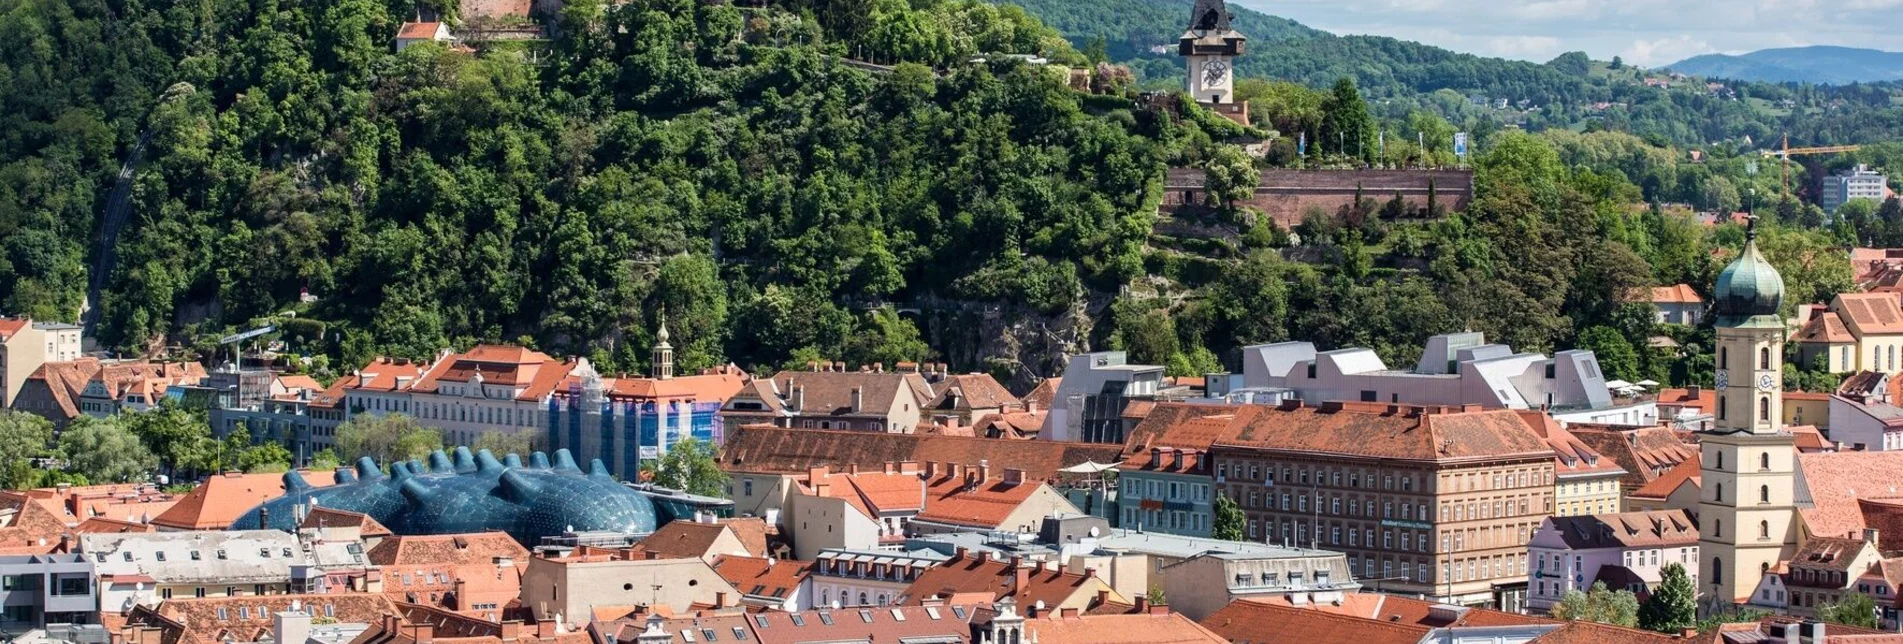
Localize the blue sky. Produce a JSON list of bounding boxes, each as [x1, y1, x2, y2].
[[1235, 0, 1903, 67]]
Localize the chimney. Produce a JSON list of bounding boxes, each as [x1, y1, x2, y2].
[[849, 463, 860, 475], [954, 546, 970, 561], [1687, 385, 1701, 399], [1865, 528, 1881, 545], [275, 606, 312, 644], [409, 623, 435, 644], [899, 461, 920, 475], [807, 361, 820, 372], [1025, 400, 1037, 414], [1133, 596, 1150, 613], [453, 578, 468, 609], [792, 386, 804, 412], [978, 459, 992, 482], [260, 507, 270, 530], [884, 462, 897, 475], [850, 386, 863, 413], [1013, 561, 1031, 591], [874, 362, 884, 373], [535, 618, 556, 639], [498, 621, 522, 642]]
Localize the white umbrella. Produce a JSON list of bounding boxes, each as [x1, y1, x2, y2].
[[1636, 379, 1660, 388], [1604, 379, 1634, 390], [1059, 461, 1120, 474]]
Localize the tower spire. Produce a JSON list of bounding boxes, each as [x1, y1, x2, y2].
[[653, 308, 675, 380]]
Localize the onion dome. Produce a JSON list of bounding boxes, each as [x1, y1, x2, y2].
[[1714, 219, 1785, 322]]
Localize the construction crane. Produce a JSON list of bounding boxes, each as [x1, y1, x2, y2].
[[1760, 134, 1862, 199]]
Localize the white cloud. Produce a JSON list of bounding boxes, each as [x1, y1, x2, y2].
[[1620, 36, 1714, 68]]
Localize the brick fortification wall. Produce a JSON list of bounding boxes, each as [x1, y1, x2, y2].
[[1162, 168, 1475, 228]]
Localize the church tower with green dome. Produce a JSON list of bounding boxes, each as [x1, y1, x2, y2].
[[1698, 217, 1799, 612]]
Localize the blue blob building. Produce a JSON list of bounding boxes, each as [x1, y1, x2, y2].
[[236, 447, 659, 544]]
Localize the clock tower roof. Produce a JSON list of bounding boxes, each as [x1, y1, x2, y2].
[[1188, 0, 1233, 32], [1714, 217, 1785, 326]]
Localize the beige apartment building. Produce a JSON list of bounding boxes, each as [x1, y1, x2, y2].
[[521, 549, 739, 628], [0, 318, 80, 408], [1209, 401, 1558, 610], [720, 364, 935, 433]]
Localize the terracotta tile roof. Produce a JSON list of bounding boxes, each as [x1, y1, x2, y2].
[[301, 506, 395, 537], [596, 369, 748, 402], [718, 517, 771, 558], [137, 593, 398, 644], [410, 346, 579, 401], [1020, 610, 1227, 644], [1798, 452, 1903, 540], [710, 555, 809, 601], [1022, 377, 1061, 411], [900, 550, 1115, 608], [923, 422, 978, 437], [1200, 597, 1429, 644], [758, 370, 935, 418], [25, 358, 104, 419], [1568, 426, 1697, 488], [1213, 402, 1554, 463], [1795, 311, 1855, 343], [596, 611, 755, 644], [1529, 620, 1681, 644], [1837, 293, 1903, 334], [1630, 453, 1701, 500], [275, 374, 325, 392], [0, 491, 77, 553], [1656, 388, 1716, 416], [973, 411, 1046, 439], [929, 374, 1020, 412], [1518, 412, 1627, 480], [718, 425, 1125, 478], [150, 470, 339, 531], [74, 516, 156, 533], [746, 605, 978, 644], [1120, 400, 1157, 420], [1122, 403, 1245, 451], [633, 521, 757, 560], [367, 602, 595, 644], [914, 475, 1047, 529], [1859, 499, 1903, 553], [1239, 593, 1552, 628], [1541, 510, 1698, 549], [0, 318, 28, 341], [799, 470, 925, 519], [395, 21, 444, 40], [366, 532, 529, 567], [1644, 284, 1704, 304], [1790, 536, 1876, 573], [1788, 425, 1833, 452], [339, 358, 429, 393], [1843, 371, 1889, 399], [379, 562, 521, 618]]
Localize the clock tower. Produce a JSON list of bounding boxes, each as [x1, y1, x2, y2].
[[1179, 0, 1246, 104], [1699, 216, 1798, 613]]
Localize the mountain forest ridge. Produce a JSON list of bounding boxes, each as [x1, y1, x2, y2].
[[1664, 46, 1903, 85]]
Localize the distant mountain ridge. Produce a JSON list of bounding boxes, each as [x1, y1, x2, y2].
[[1665, 46, 1903, 84]]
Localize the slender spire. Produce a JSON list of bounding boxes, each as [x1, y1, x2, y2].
[[653, 308, 675, 380]]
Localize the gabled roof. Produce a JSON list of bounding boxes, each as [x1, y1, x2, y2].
[[395, 22, 444, 40], [1530, 620, 1681, 644], [598, 369, 748, 402], [1517, 412, 1627, 480], [409, 346, 579, 401], [1022, 377, 1062, 411], [1797, 452, 1903, 540], [633, 520, 759, 560], [973, 411, 1046, 439], [1541, 510, 1698, 550], [150, 470, 339, 531], [1789, 536, 1875, 573], [0, 318, 28, 341], [799, 470, 925, 518], [379, 562, 520, 618], [0, 491, 76, 553], [1214, 402, 1554, 463], [1630, 453, 1701, 500], [1199, 598, 1430, 644], [1836, 293, 1903, 334], [75, 516, 156, 533], [759, 370, 934, 418], [929, 374, 1020, 412], [1794, 311, 1855, 343], [914, 475, 1047, 529], [300, 506, 394, 537], [1656, 388, 1715, 415], [1645, 284, 1704, 304], [25, 358, 105, 419], [745, 604, 978, 644], [134, 593, 398, 644], [1018, 610, 1228, 644], [710, 554, 809, 601], [336, 357, 428, 393], [718, 425, 1125, 477], [1568, 426, 1697, 488], [1242, 593, 1551, 628], [1122, 403, 1246, 451], [365, 532, 529, 567], [900, 550, 1112, 608]]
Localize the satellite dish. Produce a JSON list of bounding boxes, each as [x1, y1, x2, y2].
[[1088, 526, 1100, 538]]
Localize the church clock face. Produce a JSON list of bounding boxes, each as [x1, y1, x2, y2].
[[1203, 60, 1228, 86], [1758, 373, 1776, 392], [1714, 369, 1728, 389]]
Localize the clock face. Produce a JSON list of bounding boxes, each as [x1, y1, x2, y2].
[[1758, 373, 1777, 392], [1203, 60, 1228, 86], [1715, 369, 1728, 389]]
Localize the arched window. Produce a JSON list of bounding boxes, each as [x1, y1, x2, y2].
[[1760, 485, 1771, 503], [1713, 518, 1723, 538], [1713, 558, 1724, 585], [1760, 347, 1771, 370], [1760, 520, 1770, 538], [1719, 396, 1727, 420], [1721, 347, 1729, 370], [1716, 482, 1725, 503], [1717, 451, 1725, 470], [859, 592, 868, 605], [1760, 452, 1771, 470], [1760, 397, 1771, 421]]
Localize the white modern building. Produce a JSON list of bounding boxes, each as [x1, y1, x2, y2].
[[1040, 352, 1166, 444], [1820, 164, 1889, 214], [1208, 332, 1657, 426], [80, 529, 373, 616]]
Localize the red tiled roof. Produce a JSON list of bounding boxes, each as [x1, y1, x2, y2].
[[74, 516, 156, 533], [1022, 377, 1062, 411], [1518, 412, 1627, 480], [300, 506, 394, 537], [1836, 293, 1903, 334], [0, 318, 27, 341], [760, 370, 935, 418], [135, 593, 397, 644], [1200, 598, 1428, 644], [1541, 510, 1698, 549], [745, 605, 978, 644], [1214, 402, 1554, 463], [1788, 425, 1833, 452], [1568, 426, 1697, 488], [1646, 284, 1704, 304], [0, 492, 76, 553], [395, 21, 443, 40], [25, 358, 105, 419], [719, 425, 1124, 478], [149, 470, 338, 531], [900, 550, 1116, 608], [410, 345, 579, 401], [718, 517, 771, 559], [1797, 452, 1903, 540], [597, 370, 748, 402], [799, 470, 925, 519], [1630, 453, 1701, 500], [1021, 610, 1227, 644], [275, 374, 325, 392], [337, 357, 428, 393], [366, 532, 529, 567], [1529, 620, 1681, 644], [633, 520, 760, 560], [1240, 593, 1552, 628], [1122, 403, 1244, 451], [973, 411, 1046, 439], [929, 374, 1020, 412], [1794, 311, 1855, 344], [1656, 388, 1715, 416], [710, 555, 809, 601], [379, 562, 520, 618], [914, 475, 1046, 529]]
